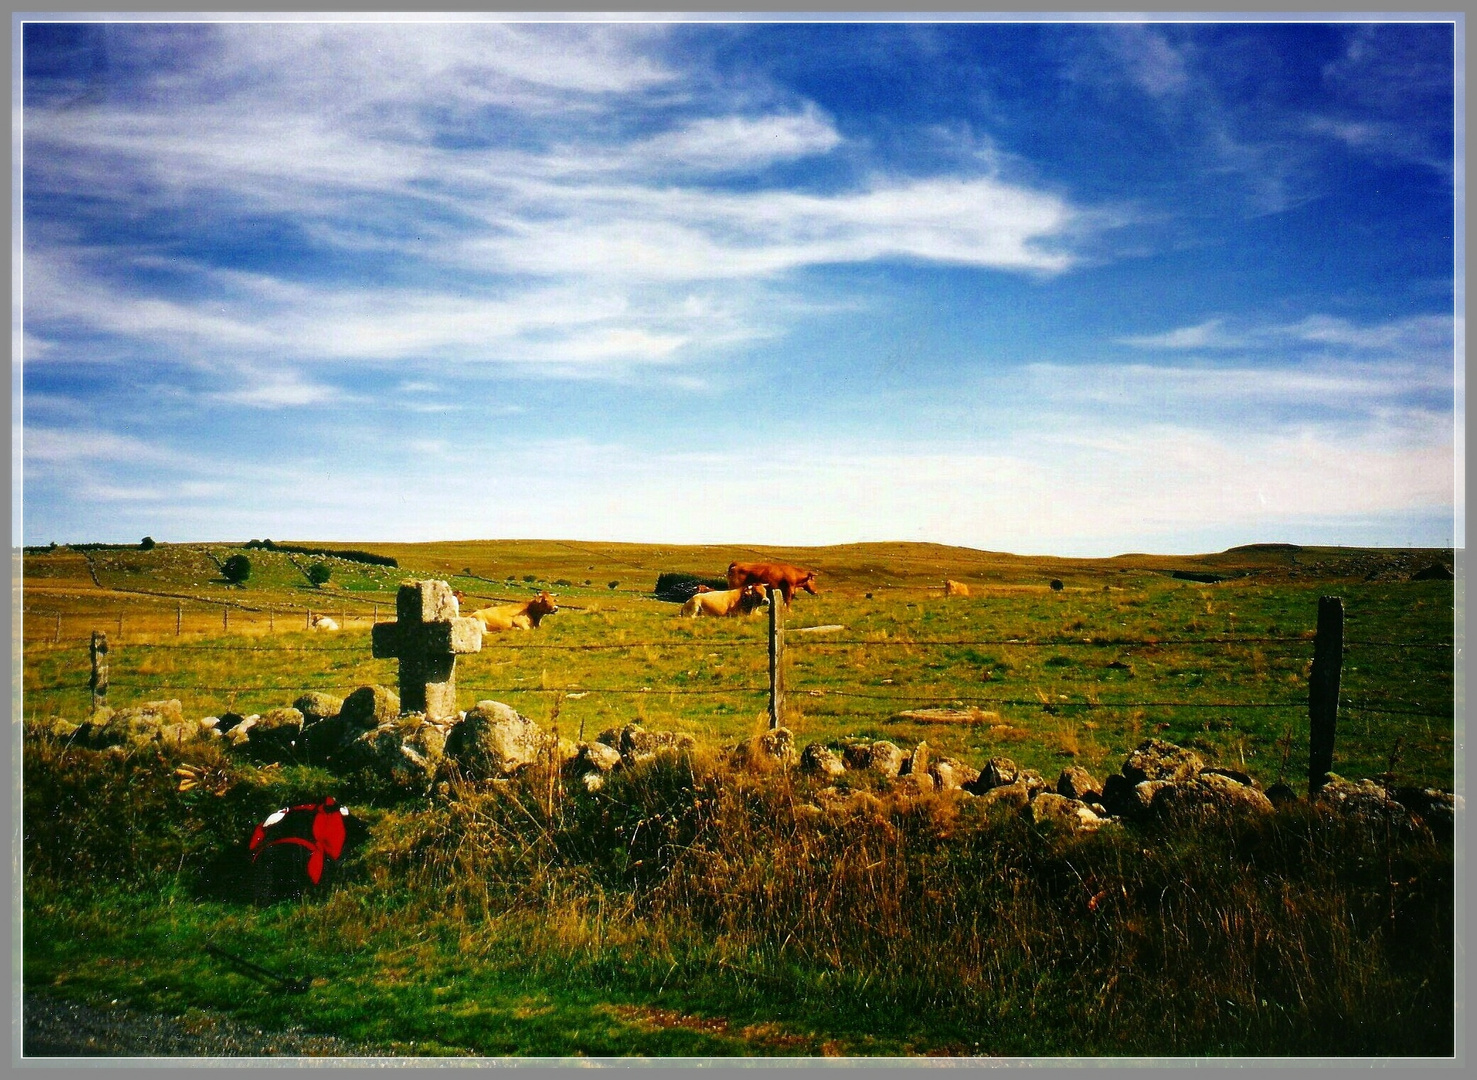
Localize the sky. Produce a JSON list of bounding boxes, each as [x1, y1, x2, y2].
[[16, 15, 1462, 557]]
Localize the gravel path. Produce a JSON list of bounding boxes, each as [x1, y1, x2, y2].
[[23, 992, 412, 1059]]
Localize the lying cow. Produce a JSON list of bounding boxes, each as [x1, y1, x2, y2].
[[309, 614, 339, 631], [468, 591, 558, 632], [944, 580, 971, 598], [726, 561, 819, 607], [679, 584, 769, 618]]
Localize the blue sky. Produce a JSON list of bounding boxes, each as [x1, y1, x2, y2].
[[17, 15, 1461, 556]]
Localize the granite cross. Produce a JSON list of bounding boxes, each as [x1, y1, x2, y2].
[[371, 580, 483, 720]]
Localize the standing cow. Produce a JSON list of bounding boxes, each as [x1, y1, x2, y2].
[[726, 561, 819, 607]]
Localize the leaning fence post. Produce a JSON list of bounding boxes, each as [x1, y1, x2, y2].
[[768, 586, 785, 730], [90, 631, 109, 711], [1307, 595, 1344, 796]]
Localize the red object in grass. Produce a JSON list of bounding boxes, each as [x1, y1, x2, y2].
[[248, 796, 348, 885]]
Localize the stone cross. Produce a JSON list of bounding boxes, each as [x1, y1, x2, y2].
[[371, 580, 482, 720]]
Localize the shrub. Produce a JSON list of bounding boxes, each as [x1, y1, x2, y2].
[[608, 581, 620, 590], [139, 536, 156, 551], [523, 575, 537, 583], [222, 554, 251, 584], [307, 562, 332, 586]]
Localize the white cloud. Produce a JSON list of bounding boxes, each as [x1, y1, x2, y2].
[[1116, 319, 1237, 350], [1117, 313, 1454, 357]]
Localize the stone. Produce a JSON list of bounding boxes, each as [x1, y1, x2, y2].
[[618, 724, 696, 765], [340, 686, 401, 732], [867, 741, 905, 778], [1200, 766, 1259, 789], [1315, 774, 1416, 829], [1057, 765, 1102, 801], [574, 741, 623, 774], [1018, 768, 1050, 793], [371, 580, 483, 720], [1133, 780, 1174, 813], [225, 715, 260, 747], [215, 711, 249, 735], [92, 700, 188, 748], [1122, 738, 1206, 785], [246, 708, 305, 762], [1152, 772, 1275, 818], [1099, 772, 1136, 816], [903, 742, 930, 778], [756, 727, 797, 766], [978, 780, 1031, 810], [342, 715, 447, 792], [1028, 792, 1105, 831], [445, 700, 550, 778], [582, 771, 607, 793], [292, 692, 344, 725], [929, 756, 980, 791], [892, 772, 935, 797], [1264, 781, 1299, 807], [800, 742, 847, 779], [1394, 787, 1459, 841], [980, 757, 1019, 790], [840, 741, 874, 771]]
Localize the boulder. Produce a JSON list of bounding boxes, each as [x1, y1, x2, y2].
[[1028, 792, 1106, 831], [978, 757, 1019, 791], [1264, 781, 1299, 807], [89, 700, 190, 749], [978, 780, 1031, 811], [342, 715, 447, 792], [1122, 738, 1205, 785], [445, 701, 550, 778], [903, 742, 930, 778], [617, 724, 696, 765], [800, 742, 847, 779], [1057, 765, 1102, 801], [867, 741, 905, 778], [1394, 787, 1459, 842], [757, 726, 797, 766], [1315, 774, 1418, 830], [573, 740, 623, 775], [1151, 772, 1275, 818], [246, 708, 305, 762], [224, 715, 260, 748], [339, 685, 401, 732], [1099, 772, 1136, 817], [293, 692, 344, 725], [1018, 768, 1050, 794], [840, 741, 875, 771], [1133, 780, 1174, 814], [892, 772, 935, 797], [1200, 766, 1259, 788], [215, 711, 249, 735], [929, 756, 980, 792]]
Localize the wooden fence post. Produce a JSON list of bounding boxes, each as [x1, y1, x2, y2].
[[768, 586, 785, 730], [306, 609, 312, 630], [1307, 595, 1344, 796], [176, 604, 182, 636], [269, 610, 274, 632], [223, 605, 229, 632], [54, 613, 61, 643], [90, 631, 109, 712]]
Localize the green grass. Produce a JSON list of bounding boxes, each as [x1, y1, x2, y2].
[[20, 539, 1456, 1057]]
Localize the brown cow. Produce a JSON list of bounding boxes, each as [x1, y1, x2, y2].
[[468, 591, 558, 632], [726, 561, 819, 607], [679, 584, 769, 618], [944, 580, 970, 598]]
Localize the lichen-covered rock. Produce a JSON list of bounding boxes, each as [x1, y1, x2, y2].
[[979, 757, 1019, 791], [246, 708, 305, 762], [293, 692, 344, 725], [800, 742, 847, 779], [892, 772, 935, 797], [1152, 772, 1275, 818], [224, 715, 260, 748], [1018, 768, 1050, 794], [90, 700, 188, 748], [445, 701, 550, 778], [756, 727, 796, 766], [1057, 765, 1102, 801], [1315, 774, 1417, 829], [573, 740, 623, 774], [1133, 779, 1174, 812], [1122, 738, 1205, 785], [1200, 766, 1259, 789], [1265, 781, 1299, 807], [840, 741, 874, 771], [618, 724, 696, 765], [929, 756, 980, 791], [341, 715, 446, 792], [339, 685, 400, 732], [903, 742, 930, 778], [215, 711, 249, 735], [978, 780, 1031, 810], [867, 741, 905, 778], [1028, 792, 1106, 831]]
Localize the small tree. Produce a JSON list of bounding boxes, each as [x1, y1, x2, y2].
[[607, 580, 620, 590], [307, 562, 332, 587], [139, 536, 156, 551], [222, 554, 251, 584]]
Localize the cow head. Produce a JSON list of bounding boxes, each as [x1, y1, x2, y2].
[[740, 584, 770, 613], [530, 591, 559, 616], [799, 571, 819, 595]]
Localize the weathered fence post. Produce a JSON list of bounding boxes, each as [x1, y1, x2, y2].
[[90, 631, 109, 711], [269, 610, 274, 632], [1307, 595, 1344, 796], [768, 585, 785, 730], [54, 613, 61, 643], [223, 605, 229, 632], [306, 609, 312, 630], [176, 604, 182, 636]]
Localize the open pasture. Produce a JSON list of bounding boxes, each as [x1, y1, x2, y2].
[[22, 539, 1456, 789]]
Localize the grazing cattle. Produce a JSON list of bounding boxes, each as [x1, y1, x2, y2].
[[309, 615, 339, 631], [944, 580, 971, 598], [469, 591, 558, 632], [679, 584, 769, 618], [726, 562, 819, 607]]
